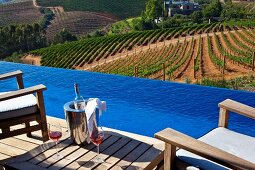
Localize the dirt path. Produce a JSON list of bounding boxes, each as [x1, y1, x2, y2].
[[33, 0, 64, 12]]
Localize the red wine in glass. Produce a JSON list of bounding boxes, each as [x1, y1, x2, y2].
[[90, 134, 103, 145], [48, 123, 63, 160], [49, 131, 62, 142], [90, 126, 104, 163]]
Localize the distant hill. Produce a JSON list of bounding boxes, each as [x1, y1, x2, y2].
[[45, 8, 117, 39], [37, 0, 147, 19], [0, 1, 43, 27]]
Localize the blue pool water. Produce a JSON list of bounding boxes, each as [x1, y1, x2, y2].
[[0, 61, 255, 138]]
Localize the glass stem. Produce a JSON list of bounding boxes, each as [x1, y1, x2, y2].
[[97, 144, 100, 156], [55, 141, 59, 155]]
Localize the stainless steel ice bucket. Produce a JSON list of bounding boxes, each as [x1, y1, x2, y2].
[[64, 101, 89, 145]]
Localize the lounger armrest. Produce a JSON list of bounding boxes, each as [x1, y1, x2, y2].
[[0, 84, 46, 102], [155, 128, 255, 170], [219, 99, 255, 120], [0, 70, 22, 80], [0, 70, 24, 89]]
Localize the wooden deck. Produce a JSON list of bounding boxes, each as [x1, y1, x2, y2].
[[0, 116, 164, 169]]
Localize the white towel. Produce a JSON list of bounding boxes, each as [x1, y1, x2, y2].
[[85, 98, 106, 136]]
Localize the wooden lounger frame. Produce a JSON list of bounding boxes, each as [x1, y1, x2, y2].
[[155, 99, 255, 170], [0, 70, 49, 142]]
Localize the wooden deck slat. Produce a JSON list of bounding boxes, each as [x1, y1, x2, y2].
[[65, 135, 120, 170], [14, 132, 44, 145], [79, 137, 131, 170], [29, 138, 72, 165], [59, 134, 111, 169], [4, 141, 56, 166], [26, 129, 70, 165], [0, 137, 38, 151], [0, 153, 10, 161], [51, 134, 111, 170], [110, 143, 152, 170], [96, 140, 141, 170], [49, 143, 96, 170], [39, 144, 80, 168], [77, 135, 121, 170], [127, 146, 164, 170], [0, 142, 27, 157], [5, 161, 47, 170]]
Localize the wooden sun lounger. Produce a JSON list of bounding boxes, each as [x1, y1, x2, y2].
[[0, 70, 49, 142], [155, 99, 255, 170]]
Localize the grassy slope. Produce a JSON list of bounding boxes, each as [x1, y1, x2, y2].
[[36, 0, 146, 19]]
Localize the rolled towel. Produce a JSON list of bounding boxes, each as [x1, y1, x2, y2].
[[85, 98, 106, 136]]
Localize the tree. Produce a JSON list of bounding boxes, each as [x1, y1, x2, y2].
[[191, 11, 203, 24], [221, 2, 246, 20], [143, 0, 164, 20], [0, 24, 45, 59], [203, 0, 222, 19], [52, 29, 77, 45]]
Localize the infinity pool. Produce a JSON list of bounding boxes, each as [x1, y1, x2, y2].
[[1, 61, 255, 138]]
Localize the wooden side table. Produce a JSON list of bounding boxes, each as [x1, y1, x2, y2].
[[4, 127, 164, 170]]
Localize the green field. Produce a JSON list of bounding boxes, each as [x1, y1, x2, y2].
[[37, 0, 147, 19]]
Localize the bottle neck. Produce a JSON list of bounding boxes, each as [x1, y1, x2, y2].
[[74, 84, 81, 100]]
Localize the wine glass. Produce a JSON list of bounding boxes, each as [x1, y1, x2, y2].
[[48, 123, 63, 160], [90, 126, 104, 163]]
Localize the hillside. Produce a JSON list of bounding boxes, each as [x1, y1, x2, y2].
[[27, 21, 255, 82], [45, 8, 117, 39], [36, 0, 147, 20], [0, 1, 43, 27]]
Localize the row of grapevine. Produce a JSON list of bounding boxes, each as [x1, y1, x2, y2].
[[91, 29, 255, 81], [221, 32, 252, 58], [194, 36, 202, 72], [207, 34, 224, 69], [228, 31, 254, 52], [214, 33, 252, 67], [167, 38, 195, 76], [31, 21, 255, 70], [235, 30, 255, 48]]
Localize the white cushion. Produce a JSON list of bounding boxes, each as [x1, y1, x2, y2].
[[0, 92, 38, 120], [177, 127, 255, 170]]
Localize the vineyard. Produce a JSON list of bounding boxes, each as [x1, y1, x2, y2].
[[91, 29, 255, 82], [29, 21, 255, 82], [36, 0, 147, 20], [0, 1, 43, 27], [45, 8, 117, 39]]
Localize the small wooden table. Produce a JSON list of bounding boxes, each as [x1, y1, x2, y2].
[[4, 127, 164, 170]]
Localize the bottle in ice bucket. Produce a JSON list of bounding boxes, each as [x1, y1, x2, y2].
[[73, 83, 86, 110]]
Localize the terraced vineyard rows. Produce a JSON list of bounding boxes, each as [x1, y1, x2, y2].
[[0, 1, 43, 27], [37, 0, 147, 19], [30, 22, 255, 82], [91, 29, 255, 81], [46, 8, 117, 39]]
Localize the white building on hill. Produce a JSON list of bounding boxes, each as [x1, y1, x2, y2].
[[164, 0, 200, 16]]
